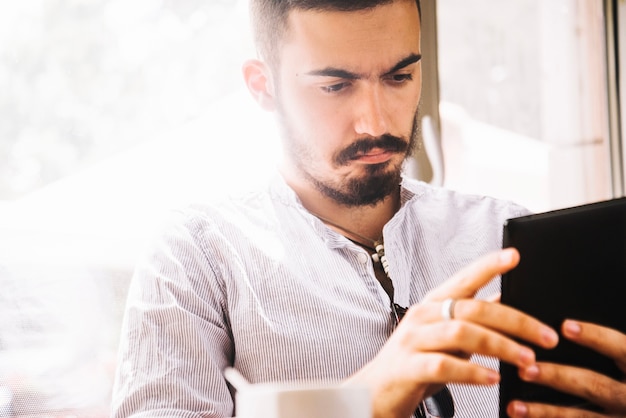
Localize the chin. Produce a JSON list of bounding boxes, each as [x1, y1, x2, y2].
[[332, 169, 402, 207]]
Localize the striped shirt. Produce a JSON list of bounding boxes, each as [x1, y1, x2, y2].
[[111, 175, 529, 418]]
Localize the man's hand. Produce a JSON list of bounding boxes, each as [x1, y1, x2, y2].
[[345, 248, 559, 418], [506, 321, 626, 418]]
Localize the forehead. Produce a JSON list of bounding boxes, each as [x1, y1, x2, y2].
[[280, 1, 421, 75]]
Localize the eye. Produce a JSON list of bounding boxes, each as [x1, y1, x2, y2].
[[388, 73, 413, 84], [322, 82, 350, 94]]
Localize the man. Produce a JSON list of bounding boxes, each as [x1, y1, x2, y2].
[[111, 0, 626, 417]]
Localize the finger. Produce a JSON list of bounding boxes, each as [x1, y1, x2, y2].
[[404, 300, 558, 349], [423, 248, 519, 302], [453, 300, 559, 349], [519, 362, 626, 414], [507, 400, 606, 418], [405, 352, 500, 386], [402, 321, 537, 369], [562, 320, 626, 364]]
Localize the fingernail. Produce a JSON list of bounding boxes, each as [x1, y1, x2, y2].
[[500, 249, 515, 264], [542, 327, 559, 346], [563, 320, 582, 337], [487, 370, 501, 384], [512, 401, 528, 417], [519, 347, 535, 366], [521, 364, 539, 381]]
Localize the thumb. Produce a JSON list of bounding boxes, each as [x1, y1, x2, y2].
[[423, 248, 519, 302]]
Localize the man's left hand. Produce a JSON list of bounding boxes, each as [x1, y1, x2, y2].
[[506, 320, 626, 417]]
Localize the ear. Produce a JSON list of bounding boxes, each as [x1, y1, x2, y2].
[[242, 59, 276, 111]]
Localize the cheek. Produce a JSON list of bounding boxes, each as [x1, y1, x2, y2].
[[283, 89, 350, 146], [394, 85, 422, 130], [298, 93, 345, 131]]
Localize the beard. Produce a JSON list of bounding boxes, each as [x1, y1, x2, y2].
[[276, 105, 420, 208]]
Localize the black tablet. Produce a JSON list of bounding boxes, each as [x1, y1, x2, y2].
[[499, 197, 626, 416]]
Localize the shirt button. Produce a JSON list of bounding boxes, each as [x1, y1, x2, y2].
[[357, 252, 369, 264]]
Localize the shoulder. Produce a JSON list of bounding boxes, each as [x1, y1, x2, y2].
[[155, 176, 300, 250], [166, 189, 276, 239], [400, 177, 530, 222]]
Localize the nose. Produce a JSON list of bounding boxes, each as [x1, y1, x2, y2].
[[354, 85, 389, 137]]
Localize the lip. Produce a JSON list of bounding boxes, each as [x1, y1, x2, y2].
[[353, 148, 396, 164]]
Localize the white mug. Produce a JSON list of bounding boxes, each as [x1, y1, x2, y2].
[[225, 368, 371, 418]]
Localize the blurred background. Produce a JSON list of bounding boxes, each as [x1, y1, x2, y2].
[[0, 0, 624, 416]]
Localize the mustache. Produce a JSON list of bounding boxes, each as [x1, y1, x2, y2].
[[336, 134, 409, 165]]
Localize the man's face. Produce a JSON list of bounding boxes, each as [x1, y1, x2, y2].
[[274, 0, 422, 207]]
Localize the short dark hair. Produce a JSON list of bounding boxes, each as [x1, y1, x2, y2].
[[250, 0, 421, 68]]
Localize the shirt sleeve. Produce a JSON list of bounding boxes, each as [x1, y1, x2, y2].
[[110, 211, 235, 418]]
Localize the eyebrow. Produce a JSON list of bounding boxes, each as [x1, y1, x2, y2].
[[305, 53, 422, 80], [384, 53, 422, 76]]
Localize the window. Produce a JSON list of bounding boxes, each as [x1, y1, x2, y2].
[[435, 0, 614, 212], [0, 1, 268, 416]]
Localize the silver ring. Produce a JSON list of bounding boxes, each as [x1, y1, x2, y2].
[[441, 298, 456, 321]]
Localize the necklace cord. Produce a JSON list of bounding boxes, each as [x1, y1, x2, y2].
[[308, 211, 396, 319], [309, 211, 388, 277]]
